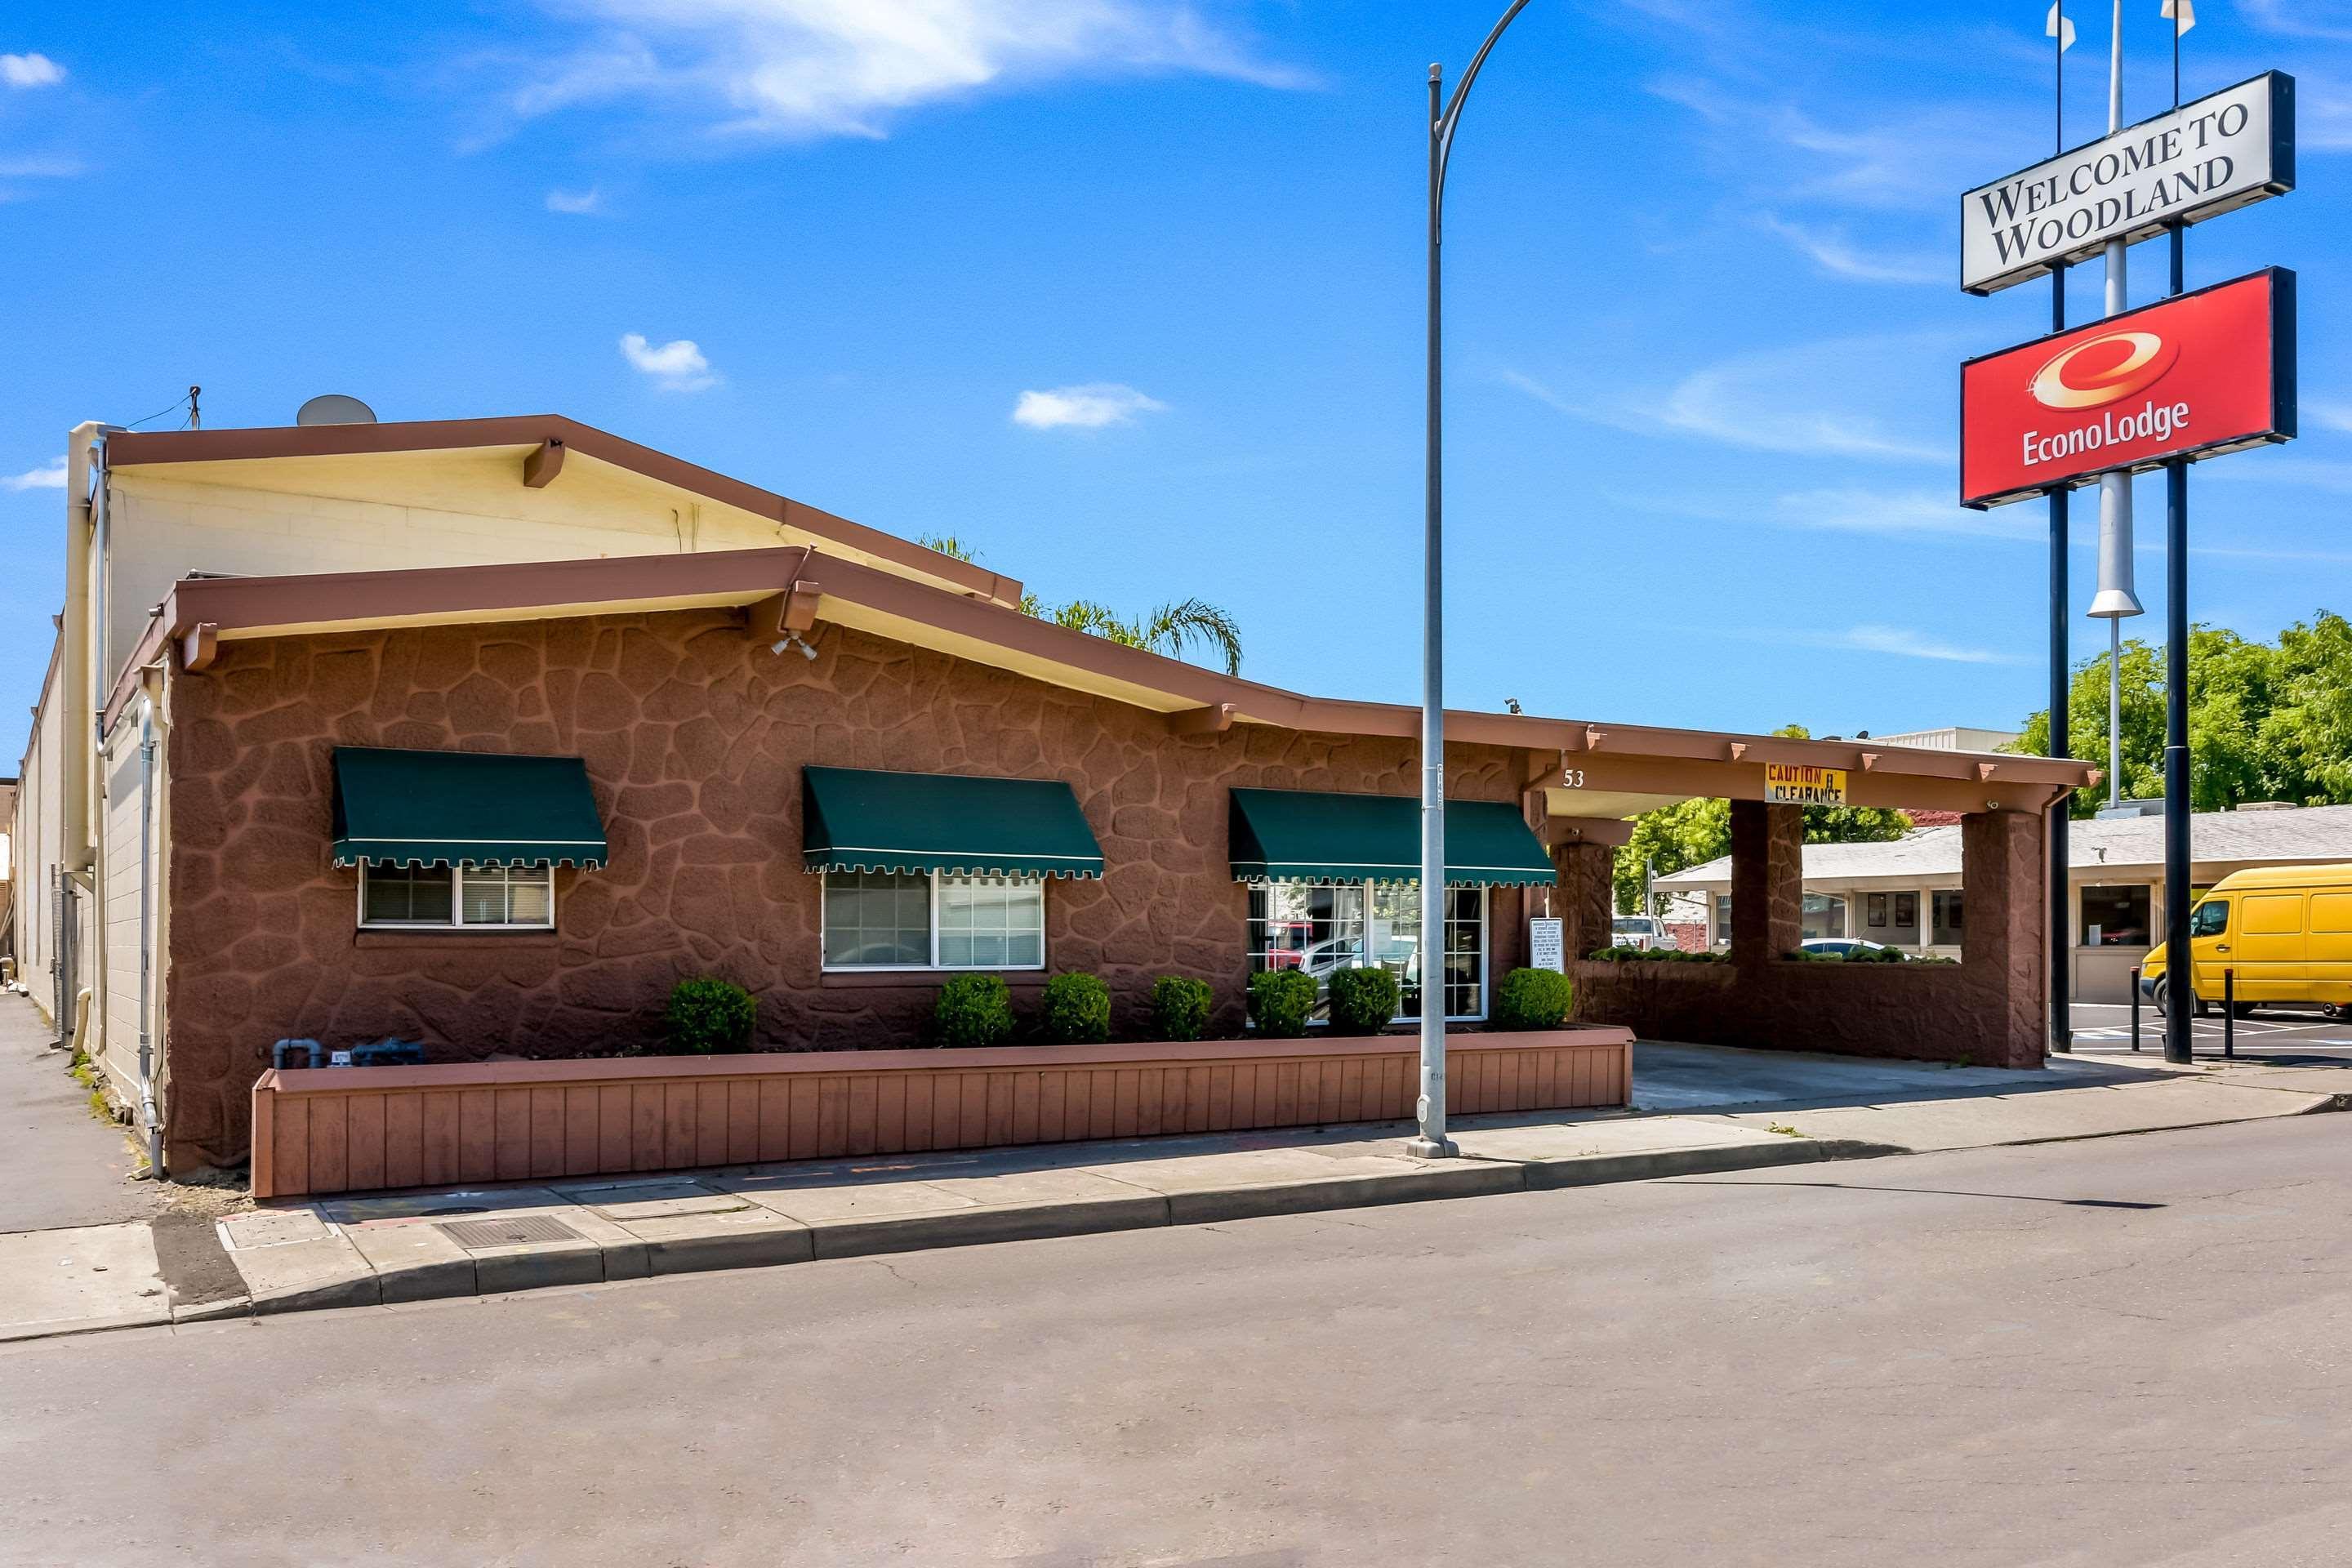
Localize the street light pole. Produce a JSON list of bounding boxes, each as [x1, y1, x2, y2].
[[1415, 0, 1535, 1160]]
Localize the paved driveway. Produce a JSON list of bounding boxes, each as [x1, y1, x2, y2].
[[2069, 1000, 2352, 1062], [1632, 1038, 2136, 1114]]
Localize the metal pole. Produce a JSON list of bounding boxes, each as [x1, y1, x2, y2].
[[2223, 969, 2235, 1058], [2131, 965, 2142, 1052], [1412, 0, 1535, 1160], [2046, 2, 2074, 1056], [1414, 60, 1454, 1158], [2109, 621, 2123, 807], [2049, 452, 2071, 1055], [2161, 209, 2192, 1064], [2051, 247, 2069, 1053], [2162, 455, 2192, 1063]]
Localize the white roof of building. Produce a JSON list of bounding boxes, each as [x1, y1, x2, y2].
[[1866, 725, 2022, 752], [1653, 804, 2352, 890]]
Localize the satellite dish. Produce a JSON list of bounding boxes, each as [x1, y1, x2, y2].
[[295, 394, 377, 427]]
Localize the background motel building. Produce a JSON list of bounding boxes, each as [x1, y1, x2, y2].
[[11, 412, 2092, 1178], [1656, 802, 2352, 1002]]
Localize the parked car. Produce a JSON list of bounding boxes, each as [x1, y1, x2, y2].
[[1799, 938, 1890, 959], [1612, 915, 1673, 951], [2140, 862, 2352, 1019]]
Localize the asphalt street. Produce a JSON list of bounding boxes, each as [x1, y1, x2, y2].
[[4, 1116, 2349, 1567]]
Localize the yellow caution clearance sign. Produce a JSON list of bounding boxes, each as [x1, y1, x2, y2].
[[1764, 763, 1847, 806]]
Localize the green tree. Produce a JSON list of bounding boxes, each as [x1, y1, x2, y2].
[[1611, 725, 1913, 913], [918, 533, 1245, 675], [2011, 612, 2352, 817]]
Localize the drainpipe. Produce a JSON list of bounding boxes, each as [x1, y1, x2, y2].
[[61, 423, 102, 875], [136, 692, 163, 1177]]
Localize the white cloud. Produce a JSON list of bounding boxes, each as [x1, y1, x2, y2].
[[1503, 336, 1946, 466], [1772, 485, 2040, 541], [2240, 0, 2352, 42], [1, 52, 65, 88], [546, 185, 606, 214], [619, 332, 716, 391], [1012, 382, 1165, 430], [503, 0, 1310, 142], [3, 456, 67, 491], [2305, 399, 2352, 433], [1757, 216, 1941, 286], [1815, 624, 2023, 665]]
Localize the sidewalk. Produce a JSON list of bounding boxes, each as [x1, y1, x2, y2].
[[4, 1039, 2342, 1341]]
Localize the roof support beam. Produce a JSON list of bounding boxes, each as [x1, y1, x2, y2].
[[1169, 702, 1236, 737], [180, 622, 219, 673], [523, 438, 566, 488], [1545, 815, 1636, 849]]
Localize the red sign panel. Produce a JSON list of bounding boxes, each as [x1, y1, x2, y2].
[[1961, 267, 2296, 509]]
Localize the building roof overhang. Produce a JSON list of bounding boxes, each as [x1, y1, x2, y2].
[[111, 545, 2099, 822]]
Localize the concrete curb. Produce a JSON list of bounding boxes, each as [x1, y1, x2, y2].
[[9, 1081, 2338, 1346]]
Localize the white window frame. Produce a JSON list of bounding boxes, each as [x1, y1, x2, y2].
[[357, 861, 558, 932], [819, 870, 1049, 973], [1247, 880, 1489, 1024]]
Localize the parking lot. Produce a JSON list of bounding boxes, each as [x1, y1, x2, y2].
[[2069, 1000, 2352, 1062]]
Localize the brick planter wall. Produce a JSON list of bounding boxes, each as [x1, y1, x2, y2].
[[248, 1027, 1635, 1199]]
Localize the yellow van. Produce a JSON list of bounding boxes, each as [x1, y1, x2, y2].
[[2140, 863, 2352, 1020]]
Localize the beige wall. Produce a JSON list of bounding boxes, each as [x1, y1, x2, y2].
[[15, 645, 95, 1040], [104, 449, 800, 679], [98, 698, 160, 1101]]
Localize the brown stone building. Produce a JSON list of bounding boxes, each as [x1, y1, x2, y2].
[[17, 415, 2097, 1175]]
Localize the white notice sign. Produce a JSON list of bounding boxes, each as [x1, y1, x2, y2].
[[1528, 918, 1565, 974], [1962, 73, 2293, 296]]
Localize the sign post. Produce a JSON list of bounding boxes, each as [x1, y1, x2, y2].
[[1959, 22, 2296, 1068]]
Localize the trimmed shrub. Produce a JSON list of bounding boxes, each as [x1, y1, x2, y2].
[[1588, 946, 1728, 964], [1495, 967, 1575, 1031], [1246, 969, 1317, 1039], [666, 976, 758, 1054], [934, 973, 1015, 1049], [1039, 972, 1112, 1045], [1150, 976, 1215, 1042], [1326, 966, 1401, 1036]]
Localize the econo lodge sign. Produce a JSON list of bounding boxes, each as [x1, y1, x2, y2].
[[1960, 268, 2296, 510]]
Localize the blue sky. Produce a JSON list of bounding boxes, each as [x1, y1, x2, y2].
[[4, 1, 2350, 764]]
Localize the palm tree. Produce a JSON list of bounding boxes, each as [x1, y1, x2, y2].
[[918, 535, 1244, 675]]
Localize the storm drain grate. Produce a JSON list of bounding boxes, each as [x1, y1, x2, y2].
[[437, 1214, 584, 1250]]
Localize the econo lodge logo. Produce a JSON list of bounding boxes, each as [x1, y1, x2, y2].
[[2019, 327, 2190, 469], [2027, 331, 2180, 410]]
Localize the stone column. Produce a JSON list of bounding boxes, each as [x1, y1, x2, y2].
[[1729, 801, 1802, 969], [1551, 838, 1615, 962], [1962, 808, 2045, 1069]]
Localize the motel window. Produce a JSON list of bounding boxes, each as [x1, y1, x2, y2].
[[1801, 893, 1846, 942], [360, 862, 555, 930], [1931, 890, 1964, 947], [1246, 882, 1486, 1022], [821, 871, 1046, 971], [2081, 884, 2154, 947], [1713, 894, 1733, 947]]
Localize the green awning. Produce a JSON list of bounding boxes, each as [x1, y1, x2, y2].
[[1229, 788, 1556, 888], [330, 747, 608, 869], [802, 767, 1104, 880]]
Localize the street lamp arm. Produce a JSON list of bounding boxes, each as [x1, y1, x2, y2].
[[1432, 0, 1536, 210]]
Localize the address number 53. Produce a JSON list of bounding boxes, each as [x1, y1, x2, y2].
[[1561, 768, 1586, 788]]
